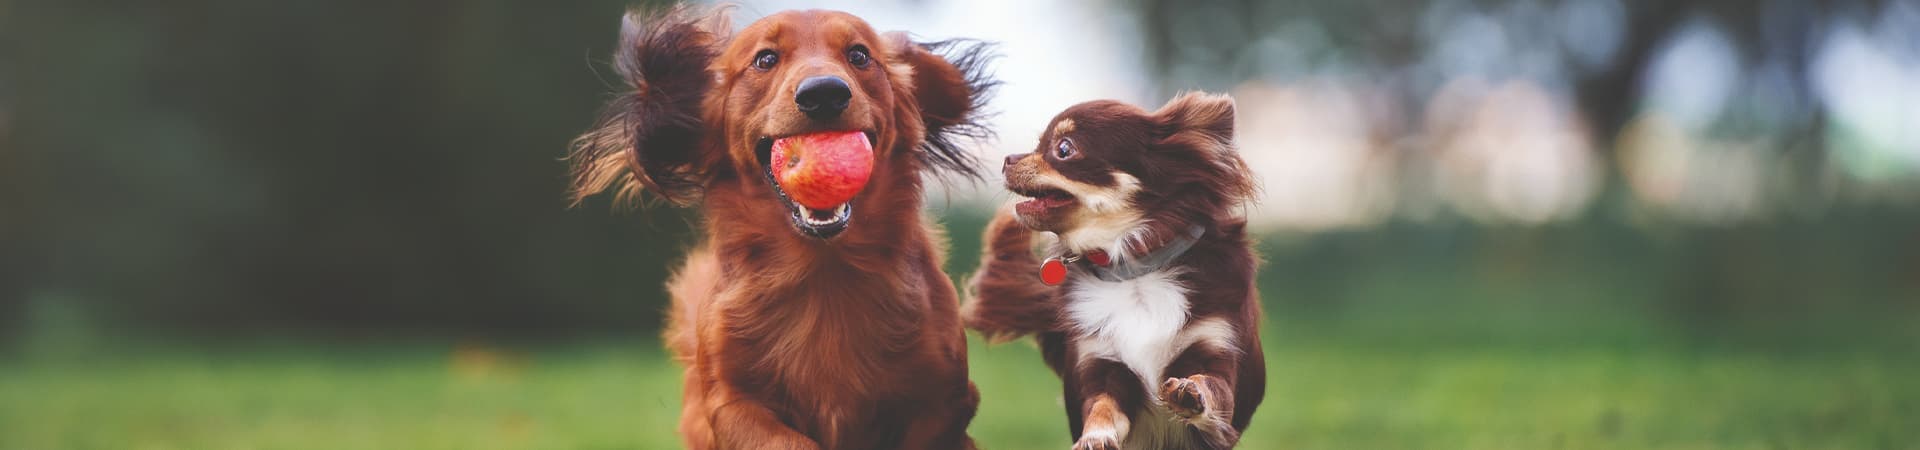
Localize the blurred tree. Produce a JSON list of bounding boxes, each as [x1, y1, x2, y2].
[[2, 6, 25, 335], [6, 0, 697, 337], [1124, 0, 1892, 155]]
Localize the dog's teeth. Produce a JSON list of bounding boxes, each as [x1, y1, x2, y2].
[[797, 203, 850, 227]]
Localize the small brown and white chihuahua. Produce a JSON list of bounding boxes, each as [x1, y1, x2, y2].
[[964, 92, 1266, 450]]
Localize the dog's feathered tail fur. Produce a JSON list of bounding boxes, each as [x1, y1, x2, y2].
[[962, 206, 1063, 342]]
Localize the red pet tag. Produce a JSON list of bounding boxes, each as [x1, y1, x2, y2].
[[1040, 257, 1068, 286]]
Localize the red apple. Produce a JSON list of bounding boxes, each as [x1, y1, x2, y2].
[[771, 131, 873, 210]]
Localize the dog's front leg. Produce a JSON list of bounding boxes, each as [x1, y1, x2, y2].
[[898, 380, 981, 450], [1160, 345, 1243, 449], [707, 396, 819, 450], [1072, 359, 1141, 450]]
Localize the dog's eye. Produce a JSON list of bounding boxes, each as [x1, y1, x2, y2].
[[752, 50, 779, 71], [846, 45, 872, 68], [1053, 138, 1077, 160]]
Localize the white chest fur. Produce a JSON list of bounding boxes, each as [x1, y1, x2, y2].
[[1065, 269, 1242, 449], [1064, 270, 1196, 394]]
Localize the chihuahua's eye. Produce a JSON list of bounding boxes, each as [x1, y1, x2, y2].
[[752, 50, 779, 71], [846, 45, 872, 68], [1053, 138, 1077, 160]]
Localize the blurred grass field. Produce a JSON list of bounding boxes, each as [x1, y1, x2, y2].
[[5, 218, 1919, 449], [4, 317, 1916, 450]]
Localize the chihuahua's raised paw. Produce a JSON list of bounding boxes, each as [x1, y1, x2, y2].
[[1072, 431, 1122, 450], [1160, 376, 1207, 419]]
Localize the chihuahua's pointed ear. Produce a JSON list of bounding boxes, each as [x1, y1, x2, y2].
[[569, 5, 729, 208], [1153, 91, 1236, 150], [1154, 91, 1257, 205], [883, 32, 999, 180]]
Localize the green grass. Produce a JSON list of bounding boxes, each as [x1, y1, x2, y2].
[[4, 320, 1916, 450]]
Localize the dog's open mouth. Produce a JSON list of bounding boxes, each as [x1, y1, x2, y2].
[[756, 131, 876, 239], [1010, 184, 1078, 218]]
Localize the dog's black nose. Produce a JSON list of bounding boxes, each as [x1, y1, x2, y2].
[[1003, 154, 1025, 172], [795, 76, 852, 120]]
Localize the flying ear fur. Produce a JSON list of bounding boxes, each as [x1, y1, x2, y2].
[[568, 5, 729, 208], [884, 33, 1000, 181]]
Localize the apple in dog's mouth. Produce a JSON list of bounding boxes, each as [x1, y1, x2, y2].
[[757, 130, 875, 239]]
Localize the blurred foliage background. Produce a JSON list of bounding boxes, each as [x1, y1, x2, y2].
[[5, 0, 696, 337], [2, 0, 1918, 448]]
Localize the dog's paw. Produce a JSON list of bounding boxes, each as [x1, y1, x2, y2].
[[1072, 429, 1122, 450], [1159, 377, 1206, 419]]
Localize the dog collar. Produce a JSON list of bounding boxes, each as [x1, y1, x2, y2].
[[1039, 225, 1206, 285]]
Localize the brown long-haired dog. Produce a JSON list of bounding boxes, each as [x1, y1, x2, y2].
[[965, 93, 1265, 449], [568, 6, 996, 450]]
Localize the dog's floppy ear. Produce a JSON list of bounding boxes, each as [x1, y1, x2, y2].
[[568, 6, 728, 208], [883, 32, 999, 180]]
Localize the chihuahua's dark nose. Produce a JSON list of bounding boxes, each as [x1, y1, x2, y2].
[[1003, 154, 1025, 173], [795, 76, 852, 120]]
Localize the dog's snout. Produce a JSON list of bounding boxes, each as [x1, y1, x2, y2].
[[1003, 154, 1025, 174], [795, 76, 853, 120]]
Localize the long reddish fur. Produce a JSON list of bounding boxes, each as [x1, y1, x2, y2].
[[570, 6, 995, 450]]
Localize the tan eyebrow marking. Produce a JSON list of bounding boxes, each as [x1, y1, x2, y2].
[[1053, 118, 1075, 136]]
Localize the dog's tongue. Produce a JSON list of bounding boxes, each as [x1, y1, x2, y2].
[[770, 131, 874, 210]]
